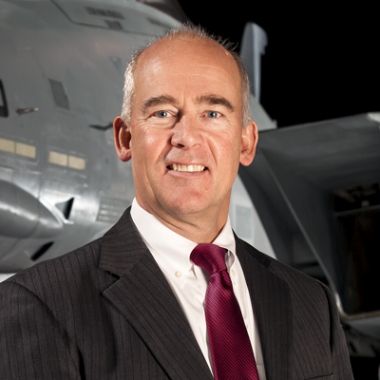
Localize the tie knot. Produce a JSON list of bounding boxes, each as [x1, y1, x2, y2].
[[190, 243, 227, 274]]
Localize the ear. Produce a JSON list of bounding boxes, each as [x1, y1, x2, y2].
[[239, 121, 258, 166], [114, 116, 132, 162]]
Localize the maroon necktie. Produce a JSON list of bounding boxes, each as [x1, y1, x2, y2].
[[191, 244, 259, 380]]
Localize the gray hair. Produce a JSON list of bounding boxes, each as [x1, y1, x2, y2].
[[120, 24, 251, 126]]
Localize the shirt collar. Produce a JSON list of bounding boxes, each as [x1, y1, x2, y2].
[[130, 198, 236, 271]]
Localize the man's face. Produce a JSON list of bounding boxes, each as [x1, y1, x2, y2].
[[115, 37, 257, 229]]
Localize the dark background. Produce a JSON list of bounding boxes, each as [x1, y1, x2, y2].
[[177, 1, 379, 127]]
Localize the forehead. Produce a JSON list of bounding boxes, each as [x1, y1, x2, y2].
[[133, 36, 242, 103]]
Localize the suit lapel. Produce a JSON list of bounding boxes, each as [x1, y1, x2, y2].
[[236, 238, 291, 380], [98, 208, 212, 380]]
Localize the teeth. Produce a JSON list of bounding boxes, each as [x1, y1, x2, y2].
[[171, 164, 205, 172]]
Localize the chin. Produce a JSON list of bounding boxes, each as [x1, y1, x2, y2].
[[162, 195, 217, 218]]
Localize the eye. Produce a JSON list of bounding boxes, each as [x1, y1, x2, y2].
[[154, 110, 169, 118], [206, 111, 220, 118]]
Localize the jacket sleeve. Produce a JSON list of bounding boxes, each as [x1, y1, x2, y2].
[[0, 281, 81, 380], [319, 281, 354, 380]]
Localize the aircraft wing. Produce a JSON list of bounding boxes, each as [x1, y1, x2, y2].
[[240, 112, 380, 337]]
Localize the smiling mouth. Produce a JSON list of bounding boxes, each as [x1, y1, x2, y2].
[[168, 164, 206, 172]]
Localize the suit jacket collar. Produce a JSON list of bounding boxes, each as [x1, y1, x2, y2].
[[236, 237, 291, 380], [99, 208, 291, 380], [98, 207, 213, 380]]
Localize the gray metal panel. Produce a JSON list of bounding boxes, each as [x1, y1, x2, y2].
[[53, 0, 179, 34], [241, 113, 380, 321], [258, 113, 380, 191]]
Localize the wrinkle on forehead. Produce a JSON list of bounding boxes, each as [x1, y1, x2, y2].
[[132, 35, 243, 119], [141, 93, 235, 115]]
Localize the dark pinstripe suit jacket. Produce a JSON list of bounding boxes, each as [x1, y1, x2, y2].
[[0, 208, 353, 379]]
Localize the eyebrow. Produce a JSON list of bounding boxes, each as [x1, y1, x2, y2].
[[141, 93, 235, 113], [196, 94, 235, 112], [141, 95, 176, 114]]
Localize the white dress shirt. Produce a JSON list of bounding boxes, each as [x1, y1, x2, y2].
[[131, 198, 266, 379]]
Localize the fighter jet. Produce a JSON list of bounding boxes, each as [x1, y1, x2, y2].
[[1, 0, 379, 376], [0, 0, 275, 277], [239, 111, 380, 375]]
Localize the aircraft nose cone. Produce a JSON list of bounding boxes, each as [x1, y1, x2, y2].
[[0, 180, 62, 239]]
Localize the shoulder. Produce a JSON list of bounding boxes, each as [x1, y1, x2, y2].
[[238, 236, 320, 282], [236, 236, 332, 308], [0, 207, 140, 304], [237, 237, 342, 350], [0, 238, 105, 304]]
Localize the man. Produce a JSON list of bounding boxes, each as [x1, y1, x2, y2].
[[0, 26, 353, 379]]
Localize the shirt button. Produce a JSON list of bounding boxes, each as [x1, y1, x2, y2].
[[175, 271, 182, 278], [230, 270, 235, 277]]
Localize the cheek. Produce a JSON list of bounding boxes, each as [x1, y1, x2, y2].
[[139, 127, 171, 150], [217, 139, 242, 177], [130, 129, 156, 159], [214, 131, 242, 159], [131, 130, 171, 175]]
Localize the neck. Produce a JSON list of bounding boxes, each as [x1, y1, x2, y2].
[[137, 198, 229, 244], [157, 215, 226, 244]]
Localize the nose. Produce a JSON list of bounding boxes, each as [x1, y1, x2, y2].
[[170, 115, 202, 149]]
